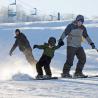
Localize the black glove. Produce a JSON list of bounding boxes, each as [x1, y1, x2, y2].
[[33, 45, 38, 49], [58, 39, 64, 46], [9, 51, 12, 56], [90, 43, 95, 49]]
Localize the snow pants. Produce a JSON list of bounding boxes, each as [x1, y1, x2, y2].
[[63, 46, 86, 74], [23, 48, 36, 65], [36, 55, 52, 76]]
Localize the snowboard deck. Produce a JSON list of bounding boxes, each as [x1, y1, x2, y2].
[[34, 77, 58, 80], [34, 75, 98, 80], [85, 75, 98, 78], [60, 75, 98, 79]]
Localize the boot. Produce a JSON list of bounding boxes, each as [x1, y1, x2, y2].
[[74, 72, 87, 78], [36, 75, 43, 79], [61, 73, 72, 78], [61, 64, 72, 78], [43, 75, 51, 79], [74, 65, 87, 78]]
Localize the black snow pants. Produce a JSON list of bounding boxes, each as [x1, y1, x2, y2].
[[63, 46, 86, 74], [36, 55, 52, 76]]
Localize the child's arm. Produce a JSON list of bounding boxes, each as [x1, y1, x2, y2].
[[33, 45, 45, 49], [54, 45, 61, 50], [54, 41, 64, 50]]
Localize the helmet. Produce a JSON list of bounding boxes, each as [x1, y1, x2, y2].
[[48, 37, 56, 46], [15, 29, 20, 33], [76, 15, 84, 22]]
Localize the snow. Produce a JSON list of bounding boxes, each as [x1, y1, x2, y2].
[[0, 77, 98, 98], [0, 20, 98, 98]]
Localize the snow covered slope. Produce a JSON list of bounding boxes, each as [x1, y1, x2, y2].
[[0, 20, 98, 98]]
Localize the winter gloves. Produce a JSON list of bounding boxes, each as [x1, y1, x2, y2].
[[58, 39, 96, 49], [9, 50, 12, 56], [33, 39, 64, 49], [33, 45, 38, 49], [58, 39, 64, 46], [90, 43, 95, 49]]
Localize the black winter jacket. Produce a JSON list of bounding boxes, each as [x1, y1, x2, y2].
[[10, 33, 31, 53]]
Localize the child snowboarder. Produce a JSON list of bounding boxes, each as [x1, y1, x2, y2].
[[33, 37, 64, 79]]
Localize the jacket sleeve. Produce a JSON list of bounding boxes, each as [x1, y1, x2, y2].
[[10, 40, 18, 53], [21, 34, 29, 44], [35, 45, 46, 49], [60, 24, 72, 40], [54, 45, 61, 50], [82, 27, 93, 44]]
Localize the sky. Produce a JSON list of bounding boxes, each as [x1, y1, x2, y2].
[[0, 0, 98, 17]]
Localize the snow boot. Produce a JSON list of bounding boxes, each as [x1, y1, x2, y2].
[[74, 64, 88, 78], [74, 72, 87, 78], [61, 73, 72, 78], [43, 75, 51, 79], [36, 75, 43, 79], [61, 64, 72, 78]]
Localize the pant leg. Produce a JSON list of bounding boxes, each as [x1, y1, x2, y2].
[[44, 56, 52, 76], [44, 65, 52, 76], [75, 47, 86, 74], [63, 46, 76, 74], [36, 63, 43, 75], [36, 55, 48, 76], [23, 48, 36, 65]]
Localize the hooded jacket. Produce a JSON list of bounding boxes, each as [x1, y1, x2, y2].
[[10, 33, 31, 53]]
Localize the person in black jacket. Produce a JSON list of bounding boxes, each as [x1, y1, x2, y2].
[[9, 29, 36, 65]]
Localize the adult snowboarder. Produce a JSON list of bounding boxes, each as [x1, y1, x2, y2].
[[33, 37, 64, 79], [9, 29, 36, 65], [58, 15, 96, 78]]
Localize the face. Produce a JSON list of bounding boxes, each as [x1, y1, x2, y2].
[[49, 42, 55, 47], [77, 21, 83, 27], [15, 32, 20, 36]]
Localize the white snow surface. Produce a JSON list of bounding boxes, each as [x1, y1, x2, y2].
[[0, 20, 98, 98]]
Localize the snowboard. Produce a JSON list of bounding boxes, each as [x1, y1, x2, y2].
[[34, 75, 98, 80], [34, 77, 58, 80], [85, 75, 98, 78], [61, 75, 98, 79]]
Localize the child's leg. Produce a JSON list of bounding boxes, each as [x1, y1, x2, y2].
[[43, 56, 52, 76], [36, 55, 46, 76], [36, 63, 43, 75], [44, 65, 52, 76]]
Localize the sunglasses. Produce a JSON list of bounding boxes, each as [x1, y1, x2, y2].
[[77, 19, 84, 23]]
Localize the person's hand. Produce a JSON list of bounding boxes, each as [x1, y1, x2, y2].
[[9, 51, 12, 56], [58, 39, 64, 46], [95, 48, 98, 52], [90, 43, 95, 49], [33, 45, 37, 49]]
